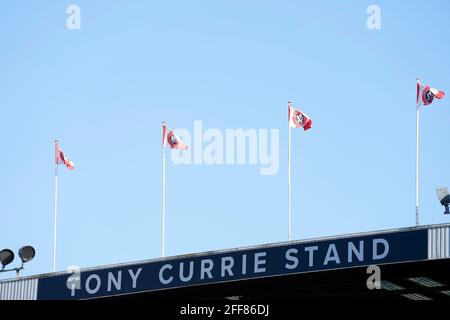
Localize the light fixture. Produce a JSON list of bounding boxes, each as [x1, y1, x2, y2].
[[0, 245, 36, 276], [0, 249, 15, 269], [18, 246, 35, 263], [440, 290, 450, 297], [407, 277, 444, 288], [380, 281, 405, 291], [436, 187, 450, 214], [401, 293, 433, 301]]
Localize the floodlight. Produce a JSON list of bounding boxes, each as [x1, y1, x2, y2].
[[18, 246, 36, 263], [0, 249, 15, 268], [0, 246, 36, 276], [436, 187, 450, 214]]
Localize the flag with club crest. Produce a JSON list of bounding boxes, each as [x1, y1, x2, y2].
[[417, 81, 445, 106], [162, 122, 189, 150], [55, 144, 75, 170], [288, 104, 312, 131]]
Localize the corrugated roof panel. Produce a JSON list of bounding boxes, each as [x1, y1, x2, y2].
[[428, 226, 450, 259], [0, 279, 38, 300]]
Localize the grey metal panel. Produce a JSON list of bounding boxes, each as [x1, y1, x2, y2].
[[428, 226, 450, 260], [0, 278, 38, 300]]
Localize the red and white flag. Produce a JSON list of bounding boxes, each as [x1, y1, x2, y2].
[[288, 103, 312, 131], [417, 81, 445, 106], [162, 122, 189, 150], [55, 143, 75, 170]]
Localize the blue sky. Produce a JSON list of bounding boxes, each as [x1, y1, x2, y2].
[[1, 0, 449, 279]]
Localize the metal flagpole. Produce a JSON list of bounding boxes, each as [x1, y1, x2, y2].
[[288, 103, 292, 241], [53, 140, 59, 272], [162, 124, 167, 257], [416, 79, 420, 226]]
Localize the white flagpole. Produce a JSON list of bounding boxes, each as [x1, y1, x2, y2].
[[288, 102, 292, 241], [53, 140, 59, 272], [416, 79, 420, 226], [162, 124, 167, 257]]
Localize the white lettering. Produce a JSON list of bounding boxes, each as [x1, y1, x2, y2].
[[128, 268, 142, 289], [324, 244, 341, 265], [159, 264, 174, 285], [254, 252, 267, 273], [373, 239, 389, 260], [304, 246, 318, 267], [180, 261, 194, 282], [107, 271, 122, 292], [285, 248, 299, 269], [348, 241, 364, 263], [200, 259, 214, 280], [221, 257, 234, 277], [85, 274, 101, 294]]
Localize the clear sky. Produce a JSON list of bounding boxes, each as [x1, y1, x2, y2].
[[1, 0, 449, 279]]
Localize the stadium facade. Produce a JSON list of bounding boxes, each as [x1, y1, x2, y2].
[[1, 223, 449, 300]]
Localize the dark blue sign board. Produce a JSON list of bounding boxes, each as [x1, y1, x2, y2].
[[37, 229, 428, 299]]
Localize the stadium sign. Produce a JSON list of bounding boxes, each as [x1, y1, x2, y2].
[[37, 229, 428, 299]]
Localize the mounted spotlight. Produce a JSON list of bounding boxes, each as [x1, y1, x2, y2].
[[0, 249, 15, 269], [19, 246, 35, 263], [0, 245, 36, 276], [436, 187, 450, 215]]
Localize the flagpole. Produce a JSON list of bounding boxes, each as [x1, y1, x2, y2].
[[288, 102, 292, 241], [162, 129, 167, 257], [53, 140, 59, 272], [416, 79, 420, 226]]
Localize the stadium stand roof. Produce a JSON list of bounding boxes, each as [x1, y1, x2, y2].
[[1, 223, 449, 300]]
